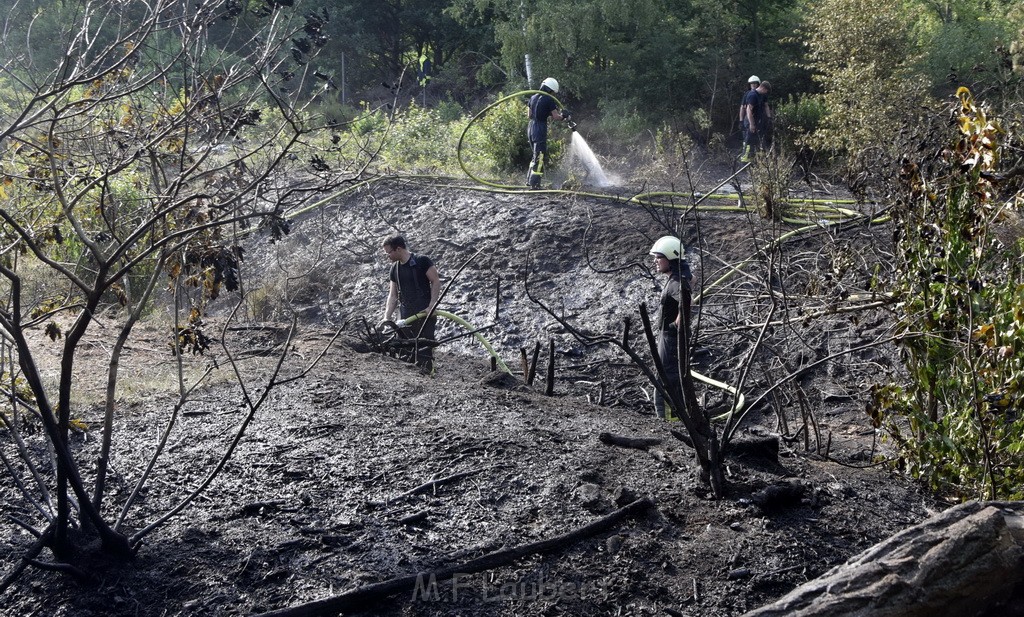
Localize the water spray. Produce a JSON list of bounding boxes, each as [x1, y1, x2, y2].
[[569, 132, 611, 187]]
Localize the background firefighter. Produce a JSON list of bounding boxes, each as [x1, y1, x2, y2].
[[526, 77, 570, 189]]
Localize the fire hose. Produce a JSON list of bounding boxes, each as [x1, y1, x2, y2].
[[385, 310, 512, 374]]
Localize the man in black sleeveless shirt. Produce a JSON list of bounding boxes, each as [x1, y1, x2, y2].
[[381, 235, 441, 371]]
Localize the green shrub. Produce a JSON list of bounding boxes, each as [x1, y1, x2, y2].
[[476, 94, 532, 173], [749, 149, 797, 220], [596, 98, 647, 144], [351, 101, 387, 136], [467, 93, 567, 179], [774, 95, 825, 145], [434, 98, 465, 124], [315, 98, 358, 128], [383, 102, 458, 171], [873, 88, 1024, 500], [914, 10, 1017, 93], [326, 94, 568, 182]]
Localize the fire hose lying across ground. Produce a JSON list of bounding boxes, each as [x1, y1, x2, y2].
[[365, 310, 512, 374]]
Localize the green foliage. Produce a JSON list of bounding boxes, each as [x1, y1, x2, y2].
[[911, 1, 1021, 93], [474, 95, 532, 173], [874, 88, 1024, 500], [434, 98, 465, 123], [316, 99, 357, 128], [595, 99, 647, 144], [801, 0, 930, 181], [307, 93, 526, 179], [351, 102, 389, 136], [333, 95, 559, 179], [452, 0, 802, 133], [652, 123, 694, 162], [774, 95, 825, 146], [380, 102, 461, 171], [749, 150, 797, 221], [10, 0, 1012, 160]]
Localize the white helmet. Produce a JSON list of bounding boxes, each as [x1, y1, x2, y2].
[[650, 236, 683, 260], [748, 75, 761, 84], [540, 77, 559, 93]]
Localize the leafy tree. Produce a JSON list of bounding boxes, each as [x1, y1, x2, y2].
[[732, 0, 809, 91], [904, 0, 1024, 103], [503, 0, 708, 113], [303, 0, 487, 99], [0, 0, 345, 579], [449, 0, 809, 141], [799, 0, 930, 189]]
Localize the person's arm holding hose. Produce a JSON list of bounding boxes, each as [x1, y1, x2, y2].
[[382, 280, 400, 325], [423, 265, 440, 318]]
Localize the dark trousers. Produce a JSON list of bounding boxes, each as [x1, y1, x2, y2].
[[400, 315, 436, 366], [744, 127, 761, 148], [655, 331, 680, 420], [655, 292, 692, 419], [744, 121, 771, 152], [528, 139, 547, 188]]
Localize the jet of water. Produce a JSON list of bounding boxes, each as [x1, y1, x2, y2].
[[569, 132, 612, 187]]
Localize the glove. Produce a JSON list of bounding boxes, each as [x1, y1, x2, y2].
[[561, 109, 572, 121], [395, 318, 408, 328]]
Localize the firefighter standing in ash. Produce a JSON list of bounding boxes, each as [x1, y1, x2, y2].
[[739, 75, 760, 153], [741, 79, 773, 162], [650, 236, 693, 420]]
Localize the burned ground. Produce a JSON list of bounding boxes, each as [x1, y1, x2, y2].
[[0, 175, 942, 616]]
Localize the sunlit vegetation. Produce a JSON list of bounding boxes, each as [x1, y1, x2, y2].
[[874, 88, 1024, 500]]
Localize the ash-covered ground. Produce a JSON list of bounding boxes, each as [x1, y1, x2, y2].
[[0, 173, 940, 616]]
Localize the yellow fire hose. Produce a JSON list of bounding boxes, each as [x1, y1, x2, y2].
[[400, 310, 512, 374]]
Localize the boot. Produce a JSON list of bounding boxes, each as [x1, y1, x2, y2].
[[739, 144, 751, 163]]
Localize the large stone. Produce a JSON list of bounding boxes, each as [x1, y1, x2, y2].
[[743, 501, 1024, 617]]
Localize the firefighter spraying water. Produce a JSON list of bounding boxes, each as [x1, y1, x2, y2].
[[457, 85, 614, 190], [526, 77, 570, 189], [525, 77, 612, 189]]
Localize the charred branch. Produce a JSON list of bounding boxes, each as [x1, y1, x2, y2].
[[254, 498, 655, 617]]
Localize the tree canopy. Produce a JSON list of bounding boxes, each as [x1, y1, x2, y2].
[[1, 0, 1020, 148]]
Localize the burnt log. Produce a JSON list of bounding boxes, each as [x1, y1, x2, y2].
[[254, 497, 655, 617], [599, 432, 663, 450]]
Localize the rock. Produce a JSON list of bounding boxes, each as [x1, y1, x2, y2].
[[742, 501, 1024, 617], [750, 481, 806, 512], [477, 371, 522, 390], [606, 534, 625, 554], [576, 483, 603, 507], [730, 436, 781, 464], [613, 486, 638, 506]]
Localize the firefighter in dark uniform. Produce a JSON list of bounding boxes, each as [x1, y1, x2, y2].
[[649, 236, 693, 420], [527, 77, 570, 189]]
